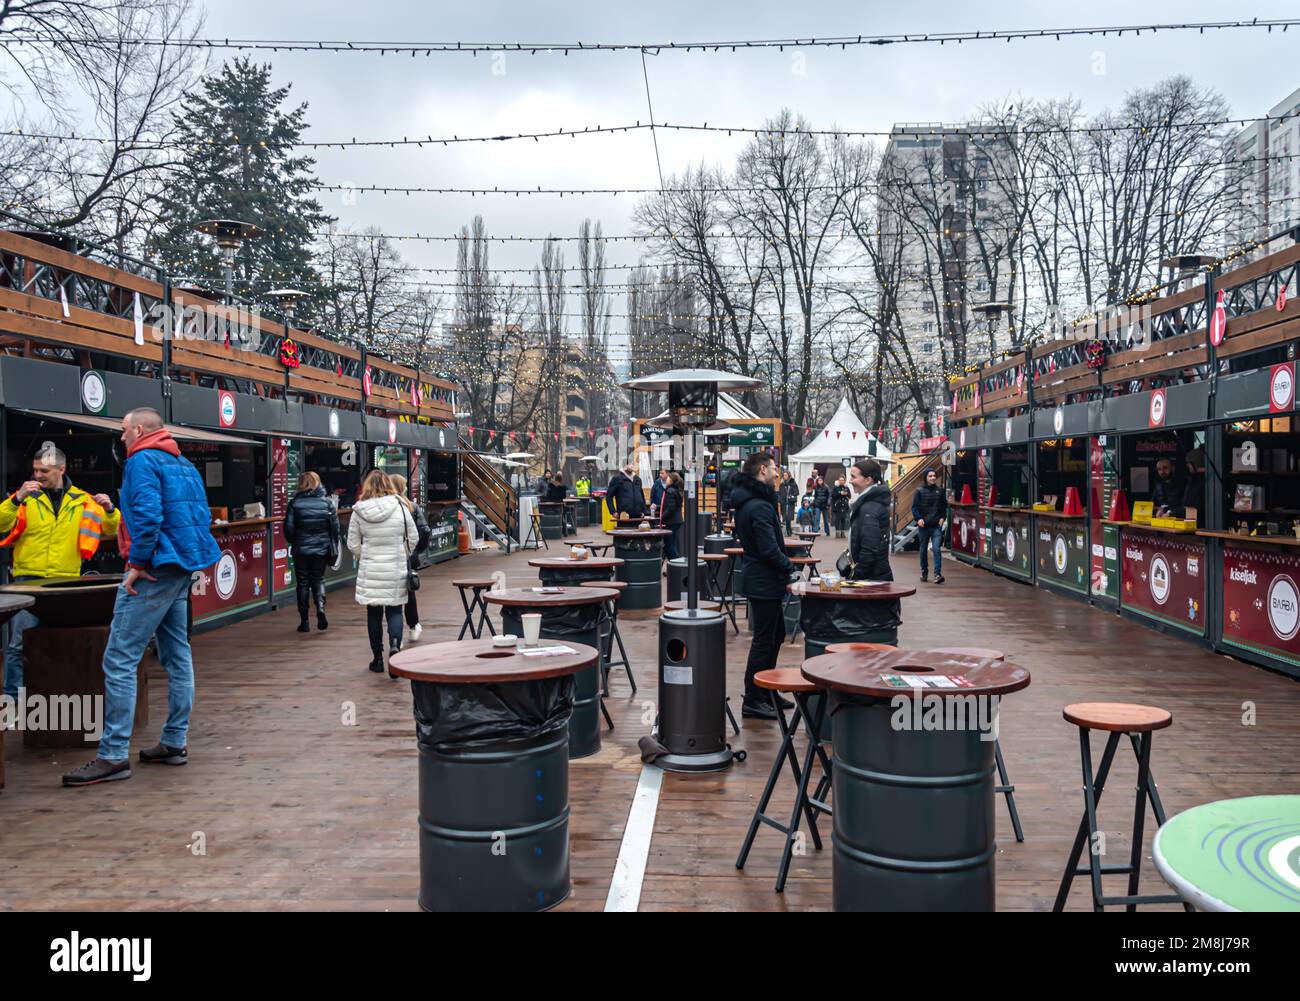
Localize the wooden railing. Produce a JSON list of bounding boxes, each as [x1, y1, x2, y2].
[[0, 228, 457, 421], [948, 241, 1300, 421]]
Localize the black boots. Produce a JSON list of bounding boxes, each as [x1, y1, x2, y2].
[[314, 581, 328, 630], [296, 582, 312, 632]]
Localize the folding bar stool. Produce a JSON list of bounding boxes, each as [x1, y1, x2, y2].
[[579, 580, 634, 696], [451, 579, 497, 640]]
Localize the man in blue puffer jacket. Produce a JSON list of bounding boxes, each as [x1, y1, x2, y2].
[[64, 407, 221, 787]]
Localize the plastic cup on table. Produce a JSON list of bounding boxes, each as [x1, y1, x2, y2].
[[520, 613, 542, 648]]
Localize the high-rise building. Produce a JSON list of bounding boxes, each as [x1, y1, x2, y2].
[[1226, 86, 1300, 258]]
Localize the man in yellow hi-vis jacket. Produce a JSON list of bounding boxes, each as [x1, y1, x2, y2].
[[0, 443, 119, 699]]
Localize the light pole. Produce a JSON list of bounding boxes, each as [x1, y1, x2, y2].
[[622, 368, 762, 773]]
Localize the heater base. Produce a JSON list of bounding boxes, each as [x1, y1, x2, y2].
[[654, 748, 735, 773]]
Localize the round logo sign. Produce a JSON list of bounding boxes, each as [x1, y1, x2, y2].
[[218, 390, 236, 428], [1210, 296, 1227, 346], [1004, 420, 1013, 442], [1053, 407, 1064, 435], [1267, 574, 1300, 641], [1005, 529, 1017, 562], [960, 520, 969, 547], [362, 368, 373, 396], [1053, 535, 1068, 575], [1149, 390, 1166, 427], [80, 370, 107, 415], [1271, 365, 1294, 412], [959, 428, 966, 449], [328, 410, 340, 437], [1150, 553, 1171, 605], [214, 551, 238, 600], [388, 419, 398, 444]]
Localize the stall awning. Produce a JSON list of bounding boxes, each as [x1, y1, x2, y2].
[[22, 410, 263, 446]]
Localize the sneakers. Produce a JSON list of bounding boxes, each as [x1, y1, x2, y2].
[[934, 574, 945, 585], [920, 572, 929, 583], [139, 742, 188, 765], [409, 622, 423, 642], [62, 758, 131, 787], [741, 697, 778, 721]]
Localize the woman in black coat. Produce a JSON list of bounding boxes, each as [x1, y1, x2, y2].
[[844, 459, 902, 642], [284, 471, 342, 632], [831, 477, 852, 538], [660, 472, 685, 559]]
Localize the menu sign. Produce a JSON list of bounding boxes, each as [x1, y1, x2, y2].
[[1036, 522, 1088, 593], [1089, 437, 1120, 602], [1221, 545, 1300, 666], [1119, 528, 1206, 636], [192, 529, 270, 623], [991, 511, 1032, 579], [950, 507, 979, 558], [271, 438, 292, 594]]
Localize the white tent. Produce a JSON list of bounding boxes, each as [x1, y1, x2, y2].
[[788, 397, 893, 487]]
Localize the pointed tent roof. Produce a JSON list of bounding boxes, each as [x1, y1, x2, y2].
[[789, 398, 892, 464]]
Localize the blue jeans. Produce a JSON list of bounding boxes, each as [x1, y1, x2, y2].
[[3, 576, 41, 698], [918, 524, 943, 576], [817, 507, 831, 535], [98, 568, 195, 761]]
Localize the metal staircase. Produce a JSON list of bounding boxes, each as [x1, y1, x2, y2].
[[460, 440, 517, 553]]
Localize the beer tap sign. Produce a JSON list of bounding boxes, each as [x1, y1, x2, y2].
[[621, 368, 763, 774]]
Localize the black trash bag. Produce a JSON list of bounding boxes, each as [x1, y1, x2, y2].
[[801, 593, 901, 642], [501, 603, 601, 640], [412, 677, 575, 752]]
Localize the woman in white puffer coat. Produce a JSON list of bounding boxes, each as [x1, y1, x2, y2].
[[348, 469, 417, 675]]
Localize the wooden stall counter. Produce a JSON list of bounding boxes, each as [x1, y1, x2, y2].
[[1197, 530, 1300, 548]]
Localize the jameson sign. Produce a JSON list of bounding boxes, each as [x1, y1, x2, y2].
[[1221, 544, 1300, 666], [728, 422, 775, 447], [1119, 528, 1206, 636], [951, 507, 979, 557]]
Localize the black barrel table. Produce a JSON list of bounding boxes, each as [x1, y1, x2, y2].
[[703, 533, 736, 556], [607, 527, 673, 616], [484, 586, 616, 760], [569, 497, 589, 530], [796, 580, 915, 741], [0, 592, 34, 791], [801, 648, 1030, 911], [537, 501, 565, 541], [529, 555, 623, 588], [665, 556, 709, 604], [388, 638, 598, 912]]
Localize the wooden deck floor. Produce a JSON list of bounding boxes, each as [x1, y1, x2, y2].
[[3, 533, 1299, 911]]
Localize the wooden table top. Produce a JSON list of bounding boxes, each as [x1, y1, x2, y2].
[[783, 538, 815, 549], [794, 581, 916, 600], [483, 586, 616, 608], [388, 637, 599, 684], [607, 528, 674, 538], [528, 556, 624, 569], [801, 647, 1030, 698]]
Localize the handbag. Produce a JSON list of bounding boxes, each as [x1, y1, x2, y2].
[[401, 507, 421, 592]]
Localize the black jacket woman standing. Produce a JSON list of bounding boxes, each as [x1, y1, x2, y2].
[[845, 459, 902, 642], [284, 472, 341, 632], [660, 473, 684, 559], [831, 478, 852, 538]]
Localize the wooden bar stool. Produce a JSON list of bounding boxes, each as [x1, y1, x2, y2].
[[736, 667, 833, 893], [522, 510, 548, 550], [580, 580, 634, 696], [1052, 702, 1192, 913], [451, 578, 498, 640], [723, 547, 748, 625], [930, 646, 1024, 844]]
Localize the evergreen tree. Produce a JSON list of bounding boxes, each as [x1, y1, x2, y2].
[[149, 57, 334, 316]]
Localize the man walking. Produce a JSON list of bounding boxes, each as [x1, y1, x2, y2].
[[1, 442, 118, 701], [912, 468, 948, 584], [731, 452, 797, 720], [63, 408, 220, 787]]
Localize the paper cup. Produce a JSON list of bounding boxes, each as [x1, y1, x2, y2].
[[521, 613, 542, 647]]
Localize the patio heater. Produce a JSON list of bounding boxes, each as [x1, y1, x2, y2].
[[194, 219, 262, 304], [622, 368, 762, 772]]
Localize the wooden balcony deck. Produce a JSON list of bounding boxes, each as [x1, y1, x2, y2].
[[3, 534, 1298, 911]]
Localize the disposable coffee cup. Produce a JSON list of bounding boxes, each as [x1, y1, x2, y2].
[[521, 613, 542, 647]]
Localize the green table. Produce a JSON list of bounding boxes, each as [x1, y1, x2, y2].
[[1153, 795, 1300, 911]]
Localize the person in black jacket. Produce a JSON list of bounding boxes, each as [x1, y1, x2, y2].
[[283, 471, 342, 633], [831, 476, 852, 538], [846, 459, 902, 642], [813, 476, 831, 536], [660, 472, 684, 559], [779, 471, 799, 535], [390, 474, 431, 641], [1150, 457, 1182, 516], [911, 468, 949, 583], [732, 452, 798, 720], [605, 465, 634, 521], [544, 473, 567, 503]]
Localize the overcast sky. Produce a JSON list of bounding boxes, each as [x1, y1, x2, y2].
[[203, 0, 1300, 359]]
